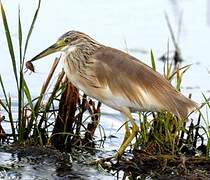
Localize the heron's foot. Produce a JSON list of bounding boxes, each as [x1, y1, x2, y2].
[[89, 156, 115, 165], [89, 151, 123, 166], [118, 124, 139, 156], [89, 123, 139, 166]]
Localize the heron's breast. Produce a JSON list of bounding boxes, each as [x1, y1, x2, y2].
[[63, 67, 137, 110], [86, 85, 144, 111], [62, 55, 162, 112]]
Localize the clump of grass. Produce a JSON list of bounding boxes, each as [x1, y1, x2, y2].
[[199, 94, 210, 158], [0, 2, 102, 149], [102, 50, 210, 179], [0, 1, 42, 142], [0, 1, 62, 144], [1, 1, 209, 167], [134, 50, 210, 159]]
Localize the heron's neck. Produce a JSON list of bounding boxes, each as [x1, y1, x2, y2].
[[63, 43, 101, 74], [66, 42, 102, 58], [78, 42, 102, 56]]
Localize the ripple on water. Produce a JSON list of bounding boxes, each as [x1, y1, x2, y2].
[[0, 148, 115, 180]]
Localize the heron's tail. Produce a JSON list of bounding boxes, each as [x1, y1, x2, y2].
[[168, 94, 198, 119]]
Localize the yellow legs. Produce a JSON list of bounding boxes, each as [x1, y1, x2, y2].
[[116, 108, 139, 158], [91, 108, 139, 165], [122, 121, 131, 144]]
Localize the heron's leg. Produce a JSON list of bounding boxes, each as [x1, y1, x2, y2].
[[116, 108, 139, 158], [124, 122, 130, 142], [121, 113, 131, 144], [90, 108, 138, 165]]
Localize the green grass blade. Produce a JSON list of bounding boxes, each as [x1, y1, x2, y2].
[[150, 49, 156, 71], [0, 3, 19, 89], [18, 7, 23, 64], [23, 78, 34, 112], [0, 75, 9, 106], [0, 77, 16, 142], [22, 0, 41, 62], [0, 99, 8, 113], [201, 94, 210, 158], [176, 77, 182, 91], [8, 95, 17, 141], [0, 75, 9, 112], [168, 64, 191, 81], [202, 93, 210, 110], [18, 6, 24, 142]]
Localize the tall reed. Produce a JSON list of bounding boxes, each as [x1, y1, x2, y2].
[[0, 1, 41, 142]]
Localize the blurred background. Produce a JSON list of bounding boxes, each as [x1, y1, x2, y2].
[[0, 0, 209, 102], [0, 1, 210, 179]]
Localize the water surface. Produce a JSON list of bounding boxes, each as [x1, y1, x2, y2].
[[0, 0, 210, 179]]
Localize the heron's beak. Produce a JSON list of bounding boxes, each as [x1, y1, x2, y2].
[[30, 40, 66, 62]]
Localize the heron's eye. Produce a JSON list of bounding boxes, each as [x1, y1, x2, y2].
[[64, 38, 70, 43]]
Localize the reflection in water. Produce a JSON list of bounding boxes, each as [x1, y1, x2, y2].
[[0, 150, 114, 179], [0, 0, 210, 179]]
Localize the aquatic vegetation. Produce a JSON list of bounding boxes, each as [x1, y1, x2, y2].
[[0, 1, 210, 179], [0, 0, 60, 144], [0, 1, 101, 149], [0, 1, 42, 142]]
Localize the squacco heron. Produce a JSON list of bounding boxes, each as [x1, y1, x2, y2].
[[28, 31, 197, 158]]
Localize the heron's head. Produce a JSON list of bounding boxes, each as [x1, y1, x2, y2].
[[30, 31, 98, 62]]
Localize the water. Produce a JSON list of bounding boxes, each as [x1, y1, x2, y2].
[[0, 0, 210, 99], [0, 0, 210, 179], [0, 151, 114, 179]]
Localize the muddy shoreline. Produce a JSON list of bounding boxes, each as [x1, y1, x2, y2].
[[0, 145, 210, 179], [0, 145, 113, 179]]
